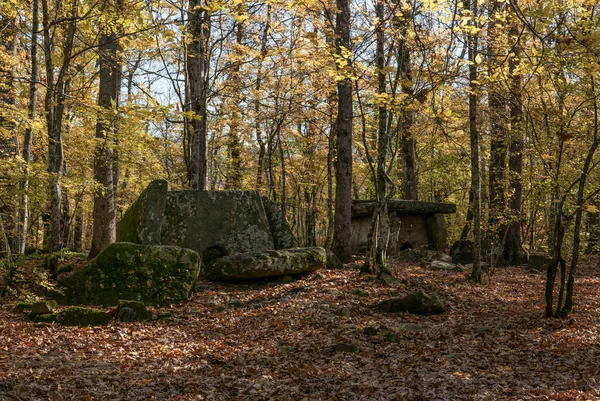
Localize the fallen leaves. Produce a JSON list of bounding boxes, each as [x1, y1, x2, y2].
[[1, 257, 600, 400]]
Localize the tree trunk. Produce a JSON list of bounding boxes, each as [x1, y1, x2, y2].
[[17, 0, 39, 254], [331, 0, 353, 263], [504, 12, 524, 265], [397, 8, 417, 200], [89, 17, 122, 258], [42, 0, 78, 252], [487, 0, 507, 248], [466, 0, 482, 283], [186, 0, 210, 190], [225, 20, 244, 190]]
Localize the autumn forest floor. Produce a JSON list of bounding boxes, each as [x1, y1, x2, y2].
[[1, 257, 600, 400]]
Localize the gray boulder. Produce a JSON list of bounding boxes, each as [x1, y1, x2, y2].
[[202, 247, 326, 281], [49, 242, 200, 306], [376, 290, 445, 315], [261, 196, 299, 249], [161, 190, 275, 255], [429, 260, 458, 271]]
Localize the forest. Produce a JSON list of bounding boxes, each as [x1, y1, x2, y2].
[[1, 0, 600, 399]]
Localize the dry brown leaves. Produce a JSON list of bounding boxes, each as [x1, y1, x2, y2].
[[1, 257, 600, 400]]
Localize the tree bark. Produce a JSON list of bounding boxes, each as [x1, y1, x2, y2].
[[504, 10, 524, 265], [466, 0, 482, 283], [331, 0, 353, 262], [42, 0, 78, 252], [89, 10, 122, 258], [186, 0, 211, 190], [487, 0, 507, 248], [17, 0, 39, 254]]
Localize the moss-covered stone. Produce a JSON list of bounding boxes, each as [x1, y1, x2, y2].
[[161, 190, 275, 255], [55, 306, 112, 326], [116, 179, 169, 245], [15, 302, 32, 312], [117, 300, 152, 322], [30, 300, 58, 315], [57, 264, 74, 274], [30, 313, 58, 323], [376, 290, 445, 315], [202, 247, 326, 281], [50, 242, 200, 307]]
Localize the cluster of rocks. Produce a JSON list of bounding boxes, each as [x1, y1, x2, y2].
[[45, 180, 327, 312]]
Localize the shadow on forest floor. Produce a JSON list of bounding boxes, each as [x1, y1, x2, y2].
[[1, 256, 599, 400]]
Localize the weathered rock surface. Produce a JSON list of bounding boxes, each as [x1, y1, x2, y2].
[[429, 260, 458, 271], [30, 300, 57, 315], [49, 242, 200, 306], [117, 300, 153, 322], [261, 196, 299, 250], [161, 190, 275, 255], [376, 290, 445, 315], [202, 247, 326, 281], [325, 249, 344, 269], [451, 240, 474, 265], [116, 179, 168, 245], [56, 306, 112, 326], [528, 253, 551, 271]]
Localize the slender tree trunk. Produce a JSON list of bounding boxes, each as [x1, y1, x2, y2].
[[89, 12, 122, 258], [487, 0, 507, 249], [186, 0, 210, 190], [226, 21, 244, 189], [504, 12, 524, 265], [466, 0, 482, 283], [331, 0, 353, 262], [397, 8, 417, 200], [42, 0, 78, 252], [17, 0, 39, 254]]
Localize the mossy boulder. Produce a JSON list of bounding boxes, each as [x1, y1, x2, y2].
[[376, 290, 445, 315], [55, 307, 112, 326], [117, 300, 152, 322], [50, 242, 200, 307], [15, 302, 32, 313], [202, 247, 326, 281], [30, 300, 58, 315], [116, 179, 169, 245], [30, 313, 58, 323]]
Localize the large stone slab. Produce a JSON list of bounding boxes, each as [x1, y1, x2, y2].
[[49, 242, 200, 306], [261, 196, 299, 249], [202, 247, 326, 281], [116, 179, 168, 245], [161, 190, 275, 256]]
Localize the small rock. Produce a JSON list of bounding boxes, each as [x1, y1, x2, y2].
[[335, 343, 359, 353], [229, 299, 242, 307], [376, 290, 445, 315], [429, 260, 457, 271], [353, 288, 369, 296], [312, 272, 325, 280], [340, 307, 351, 318], [30, 300, 58, 315], [277, 275, 294, 284], [279, 297, 290, 304], [117, 300, 152, 322]]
